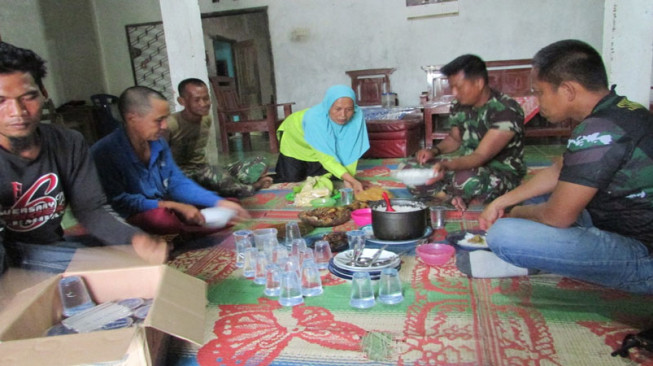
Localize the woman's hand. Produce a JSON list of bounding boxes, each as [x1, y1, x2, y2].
[[344, 179, 365, 195], [341, 173, 367, 194]]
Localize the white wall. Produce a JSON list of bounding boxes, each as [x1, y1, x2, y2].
[[0, 0, 59, 104], [0, 0, 621, 110], [0, 0, 104, 106], [92, 0, 163, 96], [602, 0, 653, 106], [199, 0, 605, 109], [40, 0, 104, 105]]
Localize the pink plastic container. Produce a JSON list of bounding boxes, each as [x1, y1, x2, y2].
[[416, 243, 455, 266], [351, 208, 372, 227]]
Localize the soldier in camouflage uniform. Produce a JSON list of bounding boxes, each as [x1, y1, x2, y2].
[[415, 54, 525, 206], [167, 79, 272, 198], [480, 40, 653, 293]]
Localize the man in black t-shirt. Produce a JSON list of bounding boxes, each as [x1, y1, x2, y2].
[[479, 40, 653, 294], [0, 42, 168, 273]]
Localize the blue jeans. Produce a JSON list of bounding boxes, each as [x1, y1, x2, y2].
[[4, 235, 109, 273], [487, 210, 653, 294]]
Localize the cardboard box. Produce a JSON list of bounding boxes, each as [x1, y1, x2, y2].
[[0, 247, 207, 366]]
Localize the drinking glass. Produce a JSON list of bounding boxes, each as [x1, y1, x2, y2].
[[377, 267, 404, 305], [350, 272, 375, 309], [285, 221, 302, 248], [290, 238, 307, 258], [279, 255, 301, 280], [253, 228, 278, 251], [298, 247, 314, 267], [429, 206, 447, 229], [262, 237, 278, 261], [264, 264, 281, 297], [254, 251, 269, 285], [58, 276, 96, 317], [347, 230, 366, 262], [339, 188, 354, 205], [242, 247, 258, 278], [278, 270, 304, 307], [313, 240, 332, 270], [300, 259, 323, 297], [233, 230, 254, 268], [271, 245, 288, 265]]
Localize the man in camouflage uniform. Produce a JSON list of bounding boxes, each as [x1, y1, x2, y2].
[[167, 78, 272, 198], [479, 40, 653, 293], [416, 54, 525, 207]]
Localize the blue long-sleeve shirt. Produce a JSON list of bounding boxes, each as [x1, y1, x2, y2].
[[90, 128, 222, 218]]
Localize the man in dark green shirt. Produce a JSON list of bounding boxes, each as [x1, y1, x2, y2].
[[480, 40, 653, 294]]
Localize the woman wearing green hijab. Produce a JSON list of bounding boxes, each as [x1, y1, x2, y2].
[[275, 85, 370, 194]]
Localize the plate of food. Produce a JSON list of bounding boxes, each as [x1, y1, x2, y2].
[[304, 231, 349, 252], [354, 186, 393, 202], [446, 230, 490, 251], [299, 206, 351, 227]]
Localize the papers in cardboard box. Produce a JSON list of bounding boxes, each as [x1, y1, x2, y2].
[[0, 247, 207, 366]]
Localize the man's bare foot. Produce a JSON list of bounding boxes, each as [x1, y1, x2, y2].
[[253, 176, 273, 190], [131, 233, 170, 265], [451, 196, 467, 212]]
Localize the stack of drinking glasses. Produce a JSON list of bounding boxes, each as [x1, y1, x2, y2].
[[233, 222, 333, 307]]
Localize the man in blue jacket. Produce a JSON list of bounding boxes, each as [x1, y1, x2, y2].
[[91, 86, 249, 237]]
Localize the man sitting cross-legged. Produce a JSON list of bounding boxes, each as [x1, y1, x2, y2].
[[166, 78, 272, 198]]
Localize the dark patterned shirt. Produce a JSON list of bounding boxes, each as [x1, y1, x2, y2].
[[448, 88, 526, 184], [560, 89, 653, 248]]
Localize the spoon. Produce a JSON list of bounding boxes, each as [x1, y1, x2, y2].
[[382, 192, 395, 212], [366, 244, 389, 267]]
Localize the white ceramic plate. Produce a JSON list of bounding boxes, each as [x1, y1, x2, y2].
[[446, 230, 490, 251], [333, 249, 401, 272], [327, 262, 382, 281]]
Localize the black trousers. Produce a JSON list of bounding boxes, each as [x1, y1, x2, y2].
[[274, 153, 327, 183]]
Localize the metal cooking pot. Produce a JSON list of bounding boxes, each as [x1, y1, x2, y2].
[[370, 199, 427, 241]]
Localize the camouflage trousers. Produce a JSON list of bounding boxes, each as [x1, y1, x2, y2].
[[184, 156, 268, 198], [402, 161, 522, 204]]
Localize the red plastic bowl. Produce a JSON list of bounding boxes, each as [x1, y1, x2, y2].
[[416, 243, 455, 266], [351, 208, 372, 227]]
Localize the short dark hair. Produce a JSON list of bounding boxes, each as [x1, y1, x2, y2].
[[119, 86, 168, 120], [532, 39, 608, 91], [177, 78, 206, 97], [441, 54, 488, 85], [0, 42, 47, 91]]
